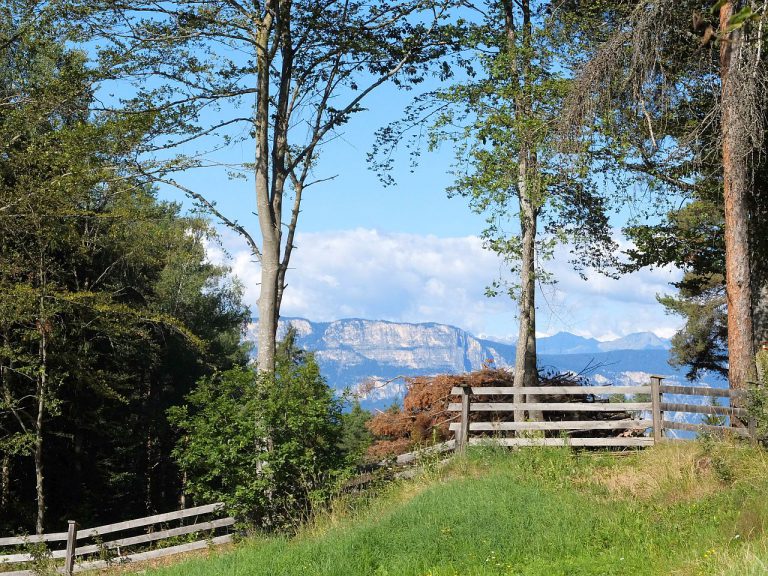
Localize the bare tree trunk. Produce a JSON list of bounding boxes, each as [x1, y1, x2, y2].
[[257, 252, 281, 373], [254, 14, 279, 374], [34, 325, 47, 534], [1, 363, 11, 512], [1, 453, 8, 512], [145, 395, 154, 515], [720, 2, 758, 395], [513, 171, 539, 423], [179, 468, 187, 511]]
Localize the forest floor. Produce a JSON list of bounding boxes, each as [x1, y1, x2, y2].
[[120, 440, 768, 575]]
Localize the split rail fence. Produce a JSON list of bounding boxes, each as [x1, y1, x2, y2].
[[0, 503, 234, 575], [448, 376, 753, 450]]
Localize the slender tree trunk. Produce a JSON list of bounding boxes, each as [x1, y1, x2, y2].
[[254, 16, 280, 374], [145, 378, 154, 515], [1, 453, 8, 513], [513, 167, 539, 423], [1, 363, 11, 512], [179, 469, 187, 511], [720, 2, 758, 395], [254, 12, 290, 373], [35, 325, 47, 534], [257, 249, 281, 373]]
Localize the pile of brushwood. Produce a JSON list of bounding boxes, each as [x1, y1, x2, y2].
[[366, 368, 641, 458]]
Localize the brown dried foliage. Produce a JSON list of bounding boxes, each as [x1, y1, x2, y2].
[[366, 369, 523, 458], [366, 368, 640, 458]]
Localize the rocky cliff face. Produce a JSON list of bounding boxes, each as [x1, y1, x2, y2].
[[261, 318, 511, 379], [246, 317, 681, 392], [316, 319, 507, 371]]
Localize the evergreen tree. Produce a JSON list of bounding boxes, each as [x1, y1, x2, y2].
[[0, 3, 249, 532], [561, 0, 768, 392]]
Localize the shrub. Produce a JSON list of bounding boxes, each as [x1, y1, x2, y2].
[[748, 347, 768, 444], [169, 331, 344, 530], [338, 400, 374, 465]]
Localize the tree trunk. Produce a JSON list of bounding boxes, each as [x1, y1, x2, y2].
[[1, 363, 11, 512], [513, 169, 539, 423], [720, 2, 758, 394], [254, 17, 280, 374], [1, 453, 8, 513], [145, 379, 154, 515], [257, 252, 281, 373], [34, 327, 47, 534]]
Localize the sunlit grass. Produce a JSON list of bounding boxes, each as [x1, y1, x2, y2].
[[137, 440, 768, 576]]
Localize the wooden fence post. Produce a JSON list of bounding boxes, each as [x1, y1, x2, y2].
[[650, 376, 664, 444], [748, 416, 757, 441], [64, 520, 77, 576], [457, 386, 471, 452]]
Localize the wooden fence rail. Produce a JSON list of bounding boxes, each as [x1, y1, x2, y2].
[[0, 503, 234, 575], [449, 376, 753, 451]]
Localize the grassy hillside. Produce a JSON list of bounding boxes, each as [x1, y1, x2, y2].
[[139, 441, 768, 576]]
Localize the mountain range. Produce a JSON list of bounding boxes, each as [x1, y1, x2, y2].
[[245, 318, 724, 410]]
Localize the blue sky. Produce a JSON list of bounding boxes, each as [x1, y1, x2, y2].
[[158, 82, 684, 343]]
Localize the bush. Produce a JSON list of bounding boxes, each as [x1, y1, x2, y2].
[[169, 331, 345, 530], [748, 347, 768, 444], [338, 400, 374, 465]]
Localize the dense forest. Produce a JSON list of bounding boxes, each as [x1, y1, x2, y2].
[[2, 0, 768, 536]]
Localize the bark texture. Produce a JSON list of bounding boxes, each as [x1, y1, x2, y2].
[[254, 12, 280, 374], [720, 2, 758, 393]]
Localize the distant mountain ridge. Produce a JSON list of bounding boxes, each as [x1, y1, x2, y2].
[[536, 331, 671, 355], [245, 318, 688, 406]]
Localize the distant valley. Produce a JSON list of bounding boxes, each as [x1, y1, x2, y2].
[[246, 318, 726, 410]]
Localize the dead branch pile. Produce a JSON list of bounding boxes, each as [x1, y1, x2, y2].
[[366, 368, 639, 458]]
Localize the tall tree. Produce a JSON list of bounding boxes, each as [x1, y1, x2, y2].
[[373, 0, 615, 422], [0, 4, 249, 532], [81, 0, 458, 373], [0, 1, 103, 531], [562, 0, 768, 393], [717, 0, 761, 389]]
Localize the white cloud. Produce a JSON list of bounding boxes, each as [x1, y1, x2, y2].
[[209, 228, 684, 342], [534, 243, 683, 340]]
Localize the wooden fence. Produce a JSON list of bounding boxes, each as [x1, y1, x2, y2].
[[0, 503, 234, 575], [448, 376, 753, 450]]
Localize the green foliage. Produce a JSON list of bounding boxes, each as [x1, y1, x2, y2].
[[170, 332, 345, 531], [24, 539, 57, 576], [748, 350, 768, 444], [0, 2, 249, 531], [338, 400, 374, 465], [388, 2, 615, 294]]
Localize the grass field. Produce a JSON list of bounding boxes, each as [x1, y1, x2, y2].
[[136, 440, 768, 576]]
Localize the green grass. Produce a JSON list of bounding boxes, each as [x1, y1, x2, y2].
[[138, 441, 768, 576]]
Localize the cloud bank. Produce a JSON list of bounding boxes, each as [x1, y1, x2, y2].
[[207, 228, 683, 342]]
